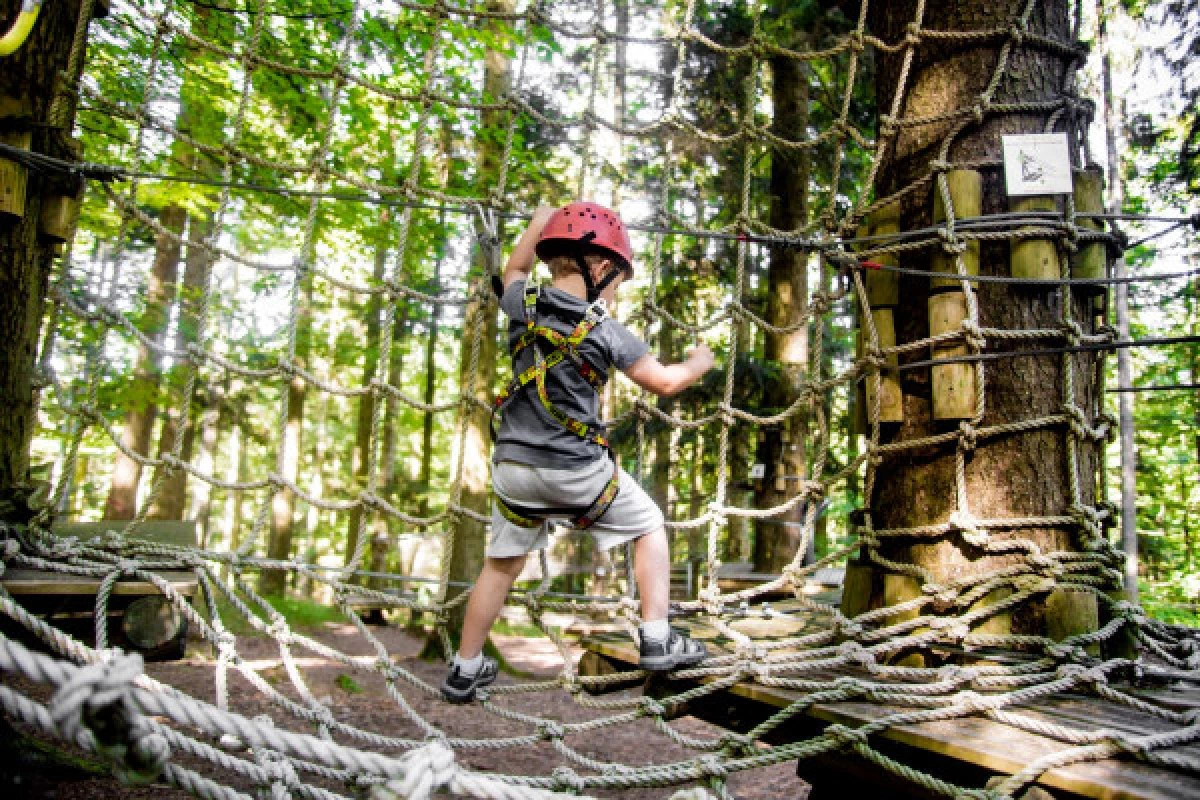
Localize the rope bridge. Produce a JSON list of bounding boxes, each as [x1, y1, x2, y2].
[[1, 0, 1198, 798]]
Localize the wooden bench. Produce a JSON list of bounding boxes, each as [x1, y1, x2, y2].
[[2, 520, 200, 661], [579, 600, 1200, 800]]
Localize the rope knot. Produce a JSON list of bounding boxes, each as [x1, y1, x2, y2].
[[928, 617, 970, 642], [50, 651, 169, 785], [904, 21, 922, 46], [825, 723, 869, 748], [960, 319, 986, 351], [699, 753, 728, 778], [537, 720, 565, 740], [376, 741, 457, 800], [948, 510, 986, 547], [640, 696, 667, 717], [551, 766, 586, 793], [256, 749, 299, 798], [957, 422, 979, 453], [837, 620, 864, 638], [116, 558, 141, 575], [971, 103, 987, 124], [1008, 24, 1026, 45], [720, 732, 756, 757]]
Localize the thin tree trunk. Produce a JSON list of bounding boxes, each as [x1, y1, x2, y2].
[[259, 278, 313, 596], [1098, 0, 1138, 602], [345, 242, 388, 568], [103, 205, 186, 519], [418, 230, 446, 517], [752, 34, 812, 573], [431, 0, 510, 652], [148, 213, 214, 519]]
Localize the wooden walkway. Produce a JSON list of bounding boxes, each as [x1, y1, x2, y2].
[[580, 602, 1200, 800]]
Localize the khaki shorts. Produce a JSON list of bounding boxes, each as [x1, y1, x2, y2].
[[487, 458, 665, 558]]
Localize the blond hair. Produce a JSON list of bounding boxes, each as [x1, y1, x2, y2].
[[544, 252, 611, 281]]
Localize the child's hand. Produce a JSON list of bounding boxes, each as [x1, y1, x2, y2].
[[686, 343, 715, 375]]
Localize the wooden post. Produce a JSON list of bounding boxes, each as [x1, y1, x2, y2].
[[928, 170, 982, 421], [883, 573, 925, 667], [1044, 588, 1100, 656], [38, 192, 80, 242], [1071, 166, 1106, 290], [1010, 195, 1061, 281], [0, 129, 31, 219], [839, 556, 873, 619], [858, 203, 904, 427], [931, 170, 982, 289]]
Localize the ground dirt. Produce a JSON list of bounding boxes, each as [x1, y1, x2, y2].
[[1, 621, 808, 799]]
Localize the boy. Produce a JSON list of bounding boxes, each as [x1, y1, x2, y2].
[[441, 201, 715, 703]]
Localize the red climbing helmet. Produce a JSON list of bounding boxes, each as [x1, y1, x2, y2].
[[535, 201, 634, 276]]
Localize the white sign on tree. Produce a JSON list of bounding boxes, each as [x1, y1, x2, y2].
[[1001, 133, 1073, 196]]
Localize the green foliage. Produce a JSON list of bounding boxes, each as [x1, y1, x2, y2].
[[334, 673, 364, 694]]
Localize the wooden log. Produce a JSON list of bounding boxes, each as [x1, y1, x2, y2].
[[1044, 588, 1100, 656], [121, 595, 184, 650], [928, 291, 976, 421], [840, 557, 873, 618], [1071, 167, 1107, 294], [1100, 588, 1140, 661], [1010, 195, 1061, 281], [38, 192, 80, 243], [866, 202, 901, 307], [0, 129, 32, 219], [969, 587, 1013, 637], [931, 170, 983, 289], [868, 308, 903, 424], [884, 573, 926, 668]]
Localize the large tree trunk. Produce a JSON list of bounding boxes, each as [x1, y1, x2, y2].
[[0, 0, 94, 496], [852, 0, 1106, 655], [752, 36, 812, 573], [103, 204, 185, 519]]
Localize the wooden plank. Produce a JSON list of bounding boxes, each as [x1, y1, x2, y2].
[[2, 568, 198, 597], [581, 607, 1200, 800]]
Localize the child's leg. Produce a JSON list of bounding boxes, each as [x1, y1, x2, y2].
[[457, 554, 527, 659], [633, 526, 670, 624]]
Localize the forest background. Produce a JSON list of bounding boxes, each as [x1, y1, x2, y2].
[[29, 0, 1200, 628]]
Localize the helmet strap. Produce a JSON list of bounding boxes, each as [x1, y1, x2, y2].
[[574, 231, 600, 303]]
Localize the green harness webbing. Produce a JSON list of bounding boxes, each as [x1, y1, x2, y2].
[[491, 285, 621, 531]]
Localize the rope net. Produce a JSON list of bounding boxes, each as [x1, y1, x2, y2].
[[2, 0, 1199, 798]]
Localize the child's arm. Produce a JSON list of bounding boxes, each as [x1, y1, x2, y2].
[[503, 205, 557, 290], [622, 344, 714, 397]]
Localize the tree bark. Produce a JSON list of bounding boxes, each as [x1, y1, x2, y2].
[[857, 0, 1105, 647], [344, 238, 388, 568], [147, 213, 214, 519], [258, 278, 312, 596], [0, 0, 93, 497], [103, 204, 185, 519], [432, 0, 509, 651], [752, 34, 812, 573]]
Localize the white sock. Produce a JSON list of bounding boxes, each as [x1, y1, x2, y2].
[[640, 618, 670, 642], [453, 652, 484, 675]]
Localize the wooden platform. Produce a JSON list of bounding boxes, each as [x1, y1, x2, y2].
[[1, 568, 198, 597], [580, 602, 1200, 800]]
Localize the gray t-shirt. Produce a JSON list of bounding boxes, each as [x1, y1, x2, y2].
[[494, 279, 649, 469]]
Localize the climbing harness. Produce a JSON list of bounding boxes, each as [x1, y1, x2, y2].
[[491, 285, 621, 530], [0, 0, 44, 57]]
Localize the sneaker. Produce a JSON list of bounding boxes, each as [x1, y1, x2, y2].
[[440, 656, 499, 703], [639, 628, 707, 671]]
